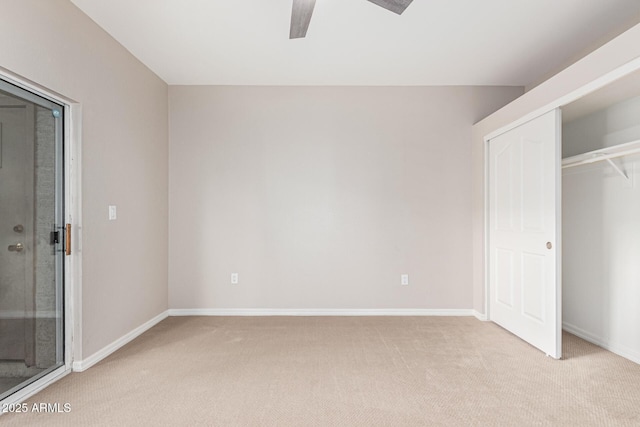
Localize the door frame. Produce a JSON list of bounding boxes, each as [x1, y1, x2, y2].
[[483, 56, 640, 339], [0, 66, 82, 405]]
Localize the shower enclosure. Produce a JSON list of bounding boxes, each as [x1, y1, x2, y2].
[[0, 80, 65, 401]]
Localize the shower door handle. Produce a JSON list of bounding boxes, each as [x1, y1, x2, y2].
[[8, 243, 24, 252], [65, 224, 71, 256]]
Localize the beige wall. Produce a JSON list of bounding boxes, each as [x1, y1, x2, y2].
[[169, 86, 522, 310], [471, 23, 640, 315], [0, 0, 169, 357]]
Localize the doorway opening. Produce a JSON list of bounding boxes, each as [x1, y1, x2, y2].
[[561, 70, 640, 364], [0, 78, 66, 401], [484, 62, 640, 364]]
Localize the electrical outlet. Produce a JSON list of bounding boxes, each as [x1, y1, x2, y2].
[[401, 274, 409, 286], [108, 205, 117, 220], [231, 273, 239, 284]]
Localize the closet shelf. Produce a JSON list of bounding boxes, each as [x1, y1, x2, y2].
[[562, 139, 640, 179]]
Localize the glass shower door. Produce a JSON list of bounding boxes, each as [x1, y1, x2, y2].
[[0, 81, 64, 400]]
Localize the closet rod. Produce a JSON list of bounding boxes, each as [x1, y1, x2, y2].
[[562, 138, 640, 169]]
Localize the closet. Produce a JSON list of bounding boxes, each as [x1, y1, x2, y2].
[[561, 72, 640, 364]]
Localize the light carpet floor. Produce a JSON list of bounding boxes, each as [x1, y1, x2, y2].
[[2, 316, 640, 426]]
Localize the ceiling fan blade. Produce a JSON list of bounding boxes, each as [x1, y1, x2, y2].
[[290, 0, 316, 39], [366, 0, 414, 15]]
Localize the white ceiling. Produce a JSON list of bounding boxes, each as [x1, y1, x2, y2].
[[70, 0, 640, 86]]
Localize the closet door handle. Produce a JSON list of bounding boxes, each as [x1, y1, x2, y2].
[[546, 242, 553, 250]]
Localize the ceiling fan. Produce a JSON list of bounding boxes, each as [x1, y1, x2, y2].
[[290, 0, 414, 39]]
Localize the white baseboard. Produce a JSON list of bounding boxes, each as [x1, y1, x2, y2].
[[72, 310, 169, 372], [563, 322, 640, 365], [70, 308, 476, 373], [168, 308, 475, 317], [473, 310, 488, 321]]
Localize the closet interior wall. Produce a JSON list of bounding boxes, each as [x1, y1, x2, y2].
[[562, 94, 640, 364]]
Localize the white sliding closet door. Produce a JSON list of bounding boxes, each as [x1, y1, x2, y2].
[[489, 109, 562, 359]]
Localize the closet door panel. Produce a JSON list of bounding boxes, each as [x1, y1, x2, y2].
[[496, 248, 515, 308], [522, 251, 546, 323], [489, 109, 561, 359], [522, 137, 545, 232]]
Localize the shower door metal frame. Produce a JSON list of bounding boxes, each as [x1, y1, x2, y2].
[[0, 67, 82, 406]]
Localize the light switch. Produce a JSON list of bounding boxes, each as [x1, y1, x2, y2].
[[108, 205, 117, 220]]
